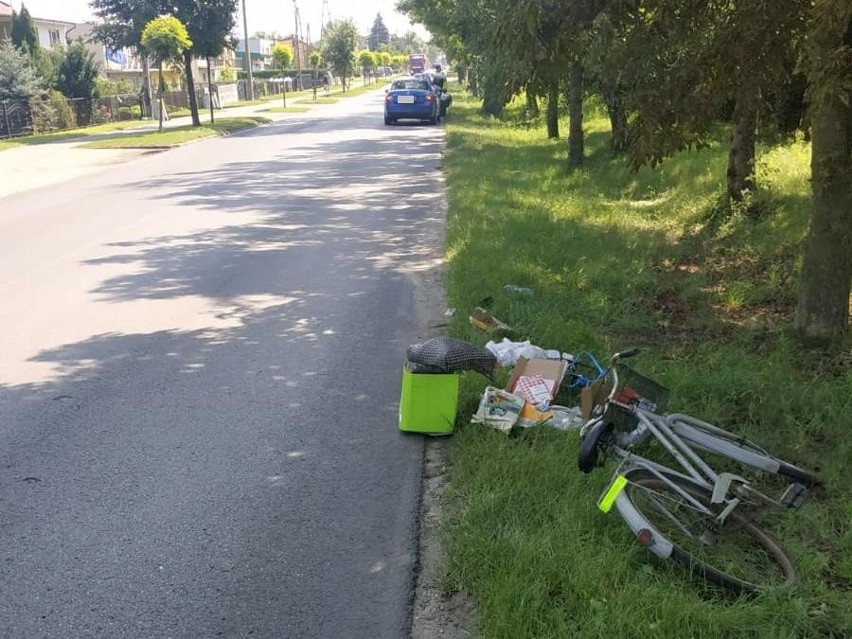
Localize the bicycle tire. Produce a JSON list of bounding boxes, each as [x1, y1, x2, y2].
[[620, 468, 797, 593], [669, 415, 822, 487], [578, 420, 613, 474]]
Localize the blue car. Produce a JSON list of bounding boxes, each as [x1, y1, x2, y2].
[[384, 77, 440, 125]]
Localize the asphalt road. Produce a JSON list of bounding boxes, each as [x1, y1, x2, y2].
[[0, 91, 447, 638]]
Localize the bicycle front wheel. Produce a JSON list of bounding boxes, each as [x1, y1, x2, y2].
[[621, 469, 797, 593]]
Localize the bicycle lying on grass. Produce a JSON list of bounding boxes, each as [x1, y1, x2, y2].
[[577, 348, 821, 594]]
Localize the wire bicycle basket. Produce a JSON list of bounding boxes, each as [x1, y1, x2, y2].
[[604, 364, 670, 430]]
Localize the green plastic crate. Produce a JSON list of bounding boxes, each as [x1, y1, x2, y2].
[[398, 365, 460, 436]]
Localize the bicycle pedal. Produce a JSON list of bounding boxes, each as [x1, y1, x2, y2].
[[781, 482, 808, 509]]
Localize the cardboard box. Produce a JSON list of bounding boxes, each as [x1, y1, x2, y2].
[[506, 357, 568, 401], [399, 366, 460, 436], [580, 377, 613, 420]]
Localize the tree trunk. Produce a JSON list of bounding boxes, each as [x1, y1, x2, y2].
[[525, 86, 539, 117], [567, 61, 584, 168], [794, 81, 851, 343], [546, 82, 559, 139], [207, 56, 215, 124], [157, 61, 164, 132], [184, 49, 201, 127], [726, 101, 757, 201], [468, 70, 478, 97], [601, 79, 628, 153], [141, 55, 153, 119]]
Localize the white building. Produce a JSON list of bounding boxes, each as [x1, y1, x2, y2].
[[0, 1, 74, 48]]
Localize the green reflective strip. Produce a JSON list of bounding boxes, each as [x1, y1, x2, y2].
[[598, 475, 628, 513]]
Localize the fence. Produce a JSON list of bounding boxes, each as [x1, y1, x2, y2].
[[1, 93, 147, 139], [1, 89, 211, 139]]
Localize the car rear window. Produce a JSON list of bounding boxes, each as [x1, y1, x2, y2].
[[392, 80, 431, 91]]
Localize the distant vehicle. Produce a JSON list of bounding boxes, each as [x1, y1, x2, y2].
[[413, 72, 452, 118], [384, 76, 440, 125], [408, 53, 429, 74]]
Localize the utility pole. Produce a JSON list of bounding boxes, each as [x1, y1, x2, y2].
[[241, 0, 255, 100], [293, 1, 303, 90], [320, 0, 330, 43]]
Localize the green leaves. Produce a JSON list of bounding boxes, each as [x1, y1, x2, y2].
[[140, 15, 192, 65]]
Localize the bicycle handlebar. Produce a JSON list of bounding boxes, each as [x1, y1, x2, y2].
[[612, 347, 640, 362]]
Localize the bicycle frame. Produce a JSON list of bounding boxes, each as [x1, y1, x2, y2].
[[587, 358, 792, 561]]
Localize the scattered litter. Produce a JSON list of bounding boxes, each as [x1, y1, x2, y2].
[[486, 338, 569, 367], [471, 387, 524, 432], [444, 308, 456, 317], [547, 406, 585, 430], [469, 307, 514, 336], [517, 403, 554, 428], [503, 284, 533, 296], [406, 336, 497, 378]]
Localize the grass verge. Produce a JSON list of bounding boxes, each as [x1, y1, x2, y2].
[[78, 116, 270, 149], [440, 91, 850, 638], [0, 120, 150, 151], [258, 106, 311, 113]]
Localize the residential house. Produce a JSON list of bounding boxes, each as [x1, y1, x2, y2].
[[0, 1, 14, 42], [0, 1, 75, 48], [235, 36, 275, 71], [235, 35, 310, 72]]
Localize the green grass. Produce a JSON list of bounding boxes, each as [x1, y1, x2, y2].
[[0, 120, 151, 151], [78, 116, 270, 148], [440, 92, 851, 638], [258, 105, 311, 113], [222, 98, 276, 108]]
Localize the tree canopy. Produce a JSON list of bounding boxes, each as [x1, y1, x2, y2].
[[368, 14, 390, 52], [140, 14, 192, 130], [396, 0, 851, 341], [321, 19, 358, 92], [10, 5, 39, 54], [0, 43, 41, 101]]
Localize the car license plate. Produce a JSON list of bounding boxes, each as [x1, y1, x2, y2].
[[398, 95, 415, 104]]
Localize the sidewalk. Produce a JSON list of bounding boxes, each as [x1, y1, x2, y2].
[[0, 86, 371, 200]]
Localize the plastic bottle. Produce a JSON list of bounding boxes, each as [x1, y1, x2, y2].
[[503, 284, 533, 296]]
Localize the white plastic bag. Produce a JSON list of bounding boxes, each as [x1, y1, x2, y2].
[[485, 338, 546, 367]]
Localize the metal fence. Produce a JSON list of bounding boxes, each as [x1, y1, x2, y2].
[[0, 89, 207, 139]]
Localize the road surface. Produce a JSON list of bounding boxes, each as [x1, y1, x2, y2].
[[0, 91, 447, 638]]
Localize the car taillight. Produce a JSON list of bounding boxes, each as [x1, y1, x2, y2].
[[385, 95, 392, 102], [426, 94, 434, 102]]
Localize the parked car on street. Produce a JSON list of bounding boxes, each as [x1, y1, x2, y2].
[[384, 77, 440, 125], [413, 72, 452, 118]]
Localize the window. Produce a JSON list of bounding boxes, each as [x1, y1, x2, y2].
[[49, 29, 61, 46]]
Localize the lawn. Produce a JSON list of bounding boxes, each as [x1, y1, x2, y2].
[[439, 91, 850, 638], [78, 117, 270, 149], [258, 105, 311, 113], [0, 120, 150, 151]]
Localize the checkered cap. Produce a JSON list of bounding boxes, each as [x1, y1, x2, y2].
[[407, 337, 497, 378]]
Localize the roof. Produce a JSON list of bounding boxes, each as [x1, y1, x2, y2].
[[0, 1, 12, 18]]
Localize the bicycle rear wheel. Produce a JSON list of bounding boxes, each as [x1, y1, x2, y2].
[[620, 468, 797, 593]]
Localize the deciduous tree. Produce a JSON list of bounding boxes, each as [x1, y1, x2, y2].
[[171, 0, 238, 126], [271, 42, 292, 106], [321, 19, 357, 92], [140, 15, 192, 131], [90, 0, 167, 117]]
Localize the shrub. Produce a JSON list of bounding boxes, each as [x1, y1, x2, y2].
[[48, 89, 77, 130]]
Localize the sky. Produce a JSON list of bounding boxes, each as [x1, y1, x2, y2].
[[9, 1, 429, 42]]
